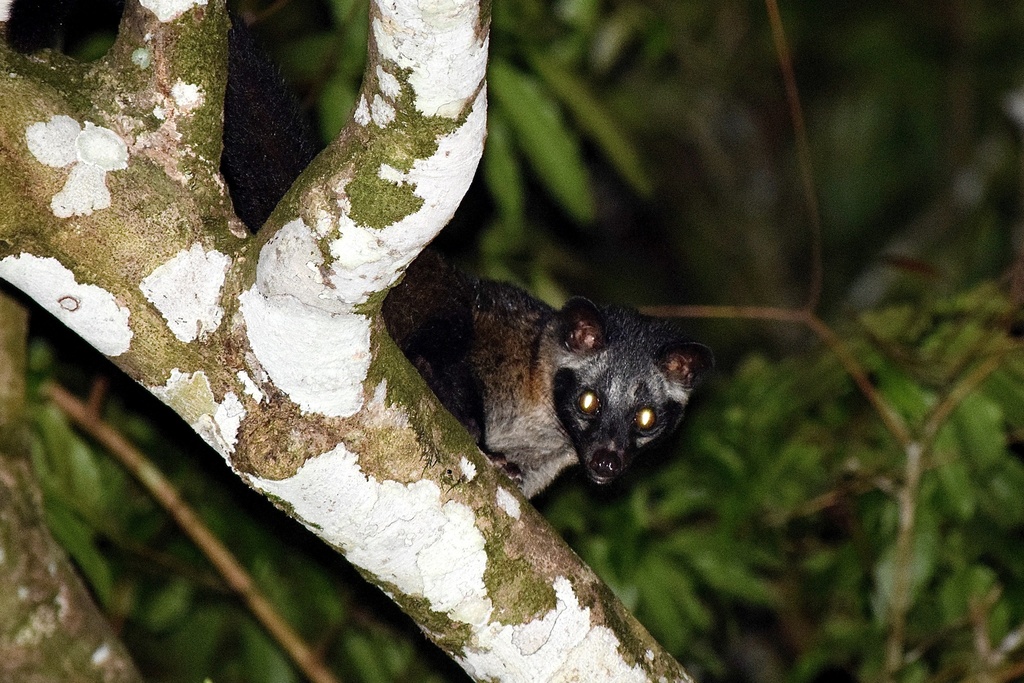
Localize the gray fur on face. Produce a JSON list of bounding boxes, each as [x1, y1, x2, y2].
[[386, 258, 713, 498]]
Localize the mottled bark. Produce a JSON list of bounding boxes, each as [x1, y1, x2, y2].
[[0, 1, 692, 680], [0, 291, 143, 683]]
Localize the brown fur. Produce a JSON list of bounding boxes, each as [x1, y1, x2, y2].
[[383, 251, 713, 497]]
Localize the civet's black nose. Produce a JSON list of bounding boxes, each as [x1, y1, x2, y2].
[[587, 447, 623, 483]]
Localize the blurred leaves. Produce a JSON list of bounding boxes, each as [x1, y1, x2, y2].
[[542, 285, 1024, 681], [526, 50, 653, 197], [489, 58, 595, 224], [25, 342, 460, 683], [22, 0, 1024, 682]]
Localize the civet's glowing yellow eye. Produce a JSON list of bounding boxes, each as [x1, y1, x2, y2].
[[635, 407, 656, 430], [578, 391, 600, 415]]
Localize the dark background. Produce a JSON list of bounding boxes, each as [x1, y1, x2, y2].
[[22, 1, 1024, 681]]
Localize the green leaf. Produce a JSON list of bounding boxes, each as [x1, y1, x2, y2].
[[318, 73, 359, 143], [162, 606, 228, 675], [687, 549, 775, 606], [635, 557, 707, 650], [489, 58, 594, 223], [934, 458, 975, 521], [545, 488, 591, 535], [652, 484, 711, 520], [31, 403, 116, 520], [240, 619, 297, 683], [662, 531, 774, 605], [900, 660, 929, 683], [325, 0, 366, 26], [980, 456, 1024, 527], [988, 599, 1012, 649], [527, 51, 653, 195], [590, 6, 650, 73], [760, 441, 822, 512], [938, 565, 997, 623], [43, 501, 113, 605], [948, 392, 1005, 470], [555, 0, 602, 31], [143, 579, 195, 632], [345, 632, 391, 683], [484, 112, 525, 223], [529, 263, 571, 307], [276, 33, 335, 82], [983, 366, 1024, 430], [481, 109, 526, 247], [875, 368, 933, 424]]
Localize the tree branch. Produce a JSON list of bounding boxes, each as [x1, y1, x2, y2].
[[0, 0, 692, 679], [46, 381, 342, 683], [0, 291, 144, 683]]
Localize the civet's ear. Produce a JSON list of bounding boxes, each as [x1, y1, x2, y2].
[[559, 297, 606, 353], [660, 342, 715, 390]]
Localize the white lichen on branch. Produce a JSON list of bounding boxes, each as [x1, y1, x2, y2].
[[138, 0, 207, 23], [150, 369, 244, 457], [251, 440, 494, 626], [0, 0, 692, 678], [372, 0, 489, 118], [0, 255, 132, 356], [139, 244, 230, 344], [459, 577, 650, 683], [239, 90, 486, 417], [25, 115, 128, 217]]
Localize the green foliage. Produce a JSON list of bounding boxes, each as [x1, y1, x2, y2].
[[249, 0, 657, 291], [489, 58, 595, 224], [541, 286, 1024, 681], [16, 0, 1024, 682], [25, 341, 463, 683]]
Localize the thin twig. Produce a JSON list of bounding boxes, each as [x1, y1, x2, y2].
[[789, 475, 886, 520], [922, 352, 1014, 445], [883, 441, 923, 682], [802, 312, 912, 447], [85, 376, 110, 417], [881, 349, 1016, 682], [642, 304, 914, 448], [45, 383, 343, 683], [763, 0, 825, 311], [969, 590, 997, 683]]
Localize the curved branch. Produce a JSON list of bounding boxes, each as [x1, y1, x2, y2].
[[46, 382, 342, 683], [0, 0, 693, 680]]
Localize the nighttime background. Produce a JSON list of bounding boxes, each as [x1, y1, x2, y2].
[[21, 0, 1024, 681]]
